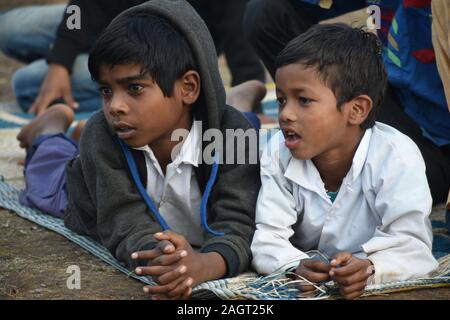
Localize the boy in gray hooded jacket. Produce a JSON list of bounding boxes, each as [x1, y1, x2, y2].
[[17, 0, 260, 300]]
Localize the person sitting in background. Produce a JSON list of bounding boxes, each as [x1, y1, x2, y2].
[[0, 0, 265, 115]]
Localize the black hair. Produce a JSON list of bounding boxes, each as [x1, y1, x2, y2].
[[275, 23, 387, 129], [88, 11, 198, 97]]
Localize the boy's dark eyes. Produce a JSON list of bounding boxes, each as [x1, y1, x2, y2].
[[97, 84, 144, 97], [298, 97, 312, 105], [276, 97, 286, 107], [128, 84, 144, 93], [98, 87, 112, 97], [276, 96, 312, 107]]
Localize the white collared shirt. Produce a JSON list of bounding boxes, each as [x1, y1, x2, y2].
[[251, 122, 438, 284], [132, 120, 204, 246]]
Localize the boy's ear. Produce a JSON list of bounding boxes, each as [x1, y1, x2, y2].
[[179, 70, 200, 105], [348, 95, 373, 126]]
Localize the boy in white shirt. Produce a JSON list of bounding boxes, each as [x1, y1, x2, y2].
[[251, 23, 439, 300]]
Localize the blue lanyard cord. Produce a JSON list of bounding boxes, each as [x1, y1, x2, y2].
[[117, 138, 224, 236], [117, 139, 170, 231], [200, 153, 225, 236]]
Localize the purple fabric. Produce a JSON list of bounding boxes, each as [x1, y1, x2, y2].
[[19, 134, 78, 218]]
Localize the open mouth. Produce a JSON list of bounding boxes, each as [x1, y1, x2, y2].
[[283, 129, 301, 149], [113, 122, 137, 140]]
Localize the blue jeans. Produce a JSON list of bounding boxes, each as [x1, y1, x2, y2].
[[0, 4, 101, 112]]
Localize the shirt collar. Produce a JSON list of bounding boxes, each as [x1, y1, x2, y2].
[[131, 119, 202, 168], [349, 127, 372, 182], [284, 157, 324, 194], [284, 127, 373, 191], [175, 119, 202, 167]]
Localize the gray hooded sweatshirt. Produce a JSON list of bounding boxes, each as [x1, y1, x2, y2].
[[63, 0, 260, 277]]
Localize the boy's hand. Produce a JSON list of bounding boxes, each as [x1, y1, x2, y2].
[[28, 63, 79, 115], [131, 237, 181, 272], [131, 232, 192, 300], [131, 240, 187, 281], [329, 252, 374, 300], [295, 259, 331, 293], [144, 231, 226, 300], [132, 231, 226, 300]]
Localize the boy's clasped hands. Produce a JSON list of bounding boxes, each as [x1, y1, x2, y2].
[[131, 231, 226, 300], [130, 232, 375, 300], [296, 252, 374, 300]]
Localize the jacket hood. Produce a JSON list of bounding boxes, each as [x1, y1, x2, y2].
[[114, 0, 226, 129]]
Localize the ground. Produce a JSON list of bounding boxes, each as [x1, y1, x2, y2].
[[0, 0, 449, 300], [0, 209, 149, 299]]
